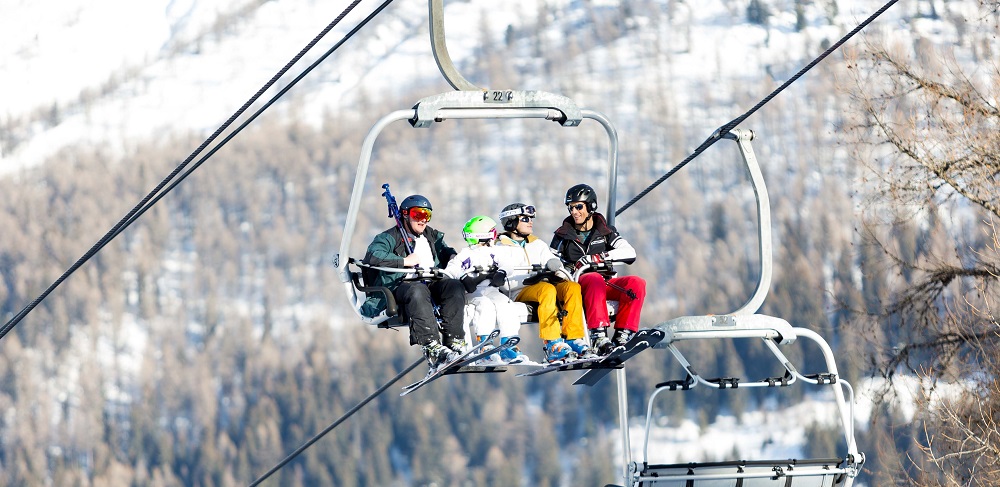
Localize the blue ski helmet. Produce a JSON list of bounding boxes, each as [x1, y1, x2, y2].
[[400, 194, 432, 211]]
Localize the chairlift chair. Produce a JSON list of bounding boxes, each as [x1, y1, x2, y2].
[[333, 89, 622, 328], [611, 130, 864, 487]]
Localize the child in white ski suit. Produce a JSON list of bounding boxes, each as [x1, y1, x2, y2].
[[444, 215, 531, 364]]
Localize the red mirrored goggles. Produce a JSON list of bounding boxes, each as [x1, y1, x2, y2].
[[406, 207, 432, 222]]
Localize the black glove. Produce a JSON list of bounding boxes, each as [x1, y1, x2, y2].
[[489, 269, 507, 287], [460, 273, 489, 293], [460, 275, 477, 293], [521, 273, 543, 286]]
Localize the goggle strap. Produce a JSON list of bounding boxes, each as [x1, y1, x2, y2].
[[499, 205, 536, 219], [463, 230, 496, 240]]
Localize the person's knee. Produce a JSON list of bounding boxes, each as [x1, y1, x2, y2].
[[439, 278, 466, 298], [399, 283, 430, 301], [579, 274, 607, 297], [561, 284, 582, 301], [625, 277, 647, 300], [631, 277, 646, 292], [536, 296, 557, 314]]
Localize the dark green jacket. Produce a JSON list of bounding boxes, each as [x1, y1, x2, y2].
[[359, 225, 457, 317]]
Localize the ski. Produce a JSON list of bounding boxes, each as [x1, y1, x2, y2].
[[443, 364, 508, 374], [443, 336, 521, 375], [514, 354, 607, 377], [572, 328, 666, 386], [400, 329, 499, 396], [400, 331, 518, 396]]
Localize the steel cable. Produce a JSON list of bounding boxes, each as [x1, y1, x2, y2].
[[615, 0, 899, 217], [248, 357, 424, 486], [0, 0, 396, 340]]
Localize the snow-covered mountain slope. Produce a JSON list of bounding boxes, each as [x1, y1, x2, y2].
[[2, 0, 972, 176]]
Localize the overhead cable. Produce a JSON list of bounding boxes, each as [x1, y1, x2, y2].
[[615, 0, 899, 217], [249, 357, 424, 486], [0, 0, 397, 341]]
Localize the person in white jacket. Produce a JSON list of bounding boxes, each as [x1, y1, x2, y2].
[[444, 215, 531, 364], [497, 203, 593, 362]]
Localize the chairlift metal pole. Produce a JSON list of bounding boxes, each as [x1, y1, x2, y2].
[[580, 108, 632, 485], [428, 0, 482, 91]]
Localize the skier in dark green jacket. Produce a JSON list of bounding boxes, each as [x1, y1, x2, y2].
[[361, 194, 467, 370]]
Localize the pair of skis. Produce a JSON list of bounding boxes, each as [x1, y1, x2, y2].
[[400, 330, 519, 396], [401, 327, 665, 396], [516, 328, 665, 386]]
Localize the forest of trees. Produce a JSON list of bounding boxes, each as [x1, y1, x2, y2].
[[0, 0, 997, 485]]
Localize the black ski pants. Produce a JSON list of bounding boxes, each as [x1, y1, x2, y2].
[[396, 278, 466, 347]]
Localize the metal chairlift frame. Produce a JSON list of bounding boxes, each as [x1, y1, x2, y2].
[[617, 130, 865, 487], [333, 90, 620, 326]]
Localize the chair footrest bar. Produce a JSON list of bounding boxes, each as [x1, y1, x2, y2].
[[805, 373, 838, 385], [654, 375, 695, 391], [707, 377, 739, 389]]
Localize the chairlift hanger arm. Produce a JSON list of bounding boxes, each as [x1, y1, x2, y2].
[[723, 130, 772, 315], [428, 0, 481, 91]]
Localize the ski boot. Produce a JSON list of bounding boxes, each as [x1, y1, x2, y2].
[[543, 338, 572, 363], [476, 334, 502, 365], [567, 337, 596, 359], [445, 337, 469, 354], [591, 327, 615, 356], [499, 336, 529, 364], [610, 328, 635, 351], [422, 340, 459, 373]]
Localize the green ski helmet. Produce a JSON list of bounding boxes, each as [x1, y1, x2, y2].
[[462, 216, 498, 245]]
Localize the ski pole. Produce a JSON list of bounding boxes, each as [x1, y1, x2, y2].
[[381, 183, 413, 254], [562, 256, 638, 300], [605, 279, 637, 301]]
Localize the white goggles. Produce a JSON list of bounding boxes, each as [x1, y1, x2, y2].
[[499, 205, 536, 219]]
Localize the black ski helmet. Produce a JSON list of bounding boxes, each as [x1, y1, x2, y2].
[[399, 194, 432, 212], [499, 203, 536, 232], [565, 184, 598, 213]]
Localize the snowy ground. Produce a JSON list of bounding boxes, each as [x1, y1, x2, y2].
[[0, 0, 943, 175]]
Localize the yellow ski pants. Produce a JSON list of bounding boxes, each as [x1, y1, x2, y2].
[[515, 280, 584, 341]]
